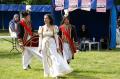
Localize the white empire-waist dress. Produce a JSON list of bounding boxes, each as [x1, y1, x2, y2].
[[38, 25, 72, 77]]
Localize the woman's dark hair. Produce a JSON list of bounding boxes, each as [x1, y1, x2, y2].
[[44, 14, 54, 25], [61, 16, 70, 25], [22, 11, 30, 18]]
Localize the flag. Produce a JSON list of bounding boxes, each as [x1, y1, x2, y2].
[[68, 0, 78, 11], [55, 0, 64, 11], [81, 0, 91, 11], [96, 0, 106, 12]]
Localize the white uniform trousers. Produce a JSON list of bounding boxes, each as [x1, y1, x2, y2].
[[22, 47, 42, 69], [63, 42, 72, 63]]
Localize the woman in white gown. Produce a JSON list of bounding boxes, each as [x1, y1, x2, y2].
[[38, 14, 72, 77]]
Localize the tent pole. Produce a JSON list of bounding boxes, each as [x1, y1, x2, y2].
[[109, 4, 117, 49], [2, 11, 4, 30]]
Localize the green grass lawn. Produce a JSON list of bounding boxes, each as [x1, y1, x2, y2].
[[0, 32, 120, 79]]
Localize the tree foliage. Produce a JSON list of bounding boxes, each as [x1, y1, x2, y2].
[[115, 0, 120, 5], [0, 0, 51, 5], [0, 0, 120, 5]]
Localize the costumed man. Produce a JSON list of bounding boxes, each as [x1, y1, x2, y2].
[[17, 11, 42, 70], [58, 16, 77, 64]]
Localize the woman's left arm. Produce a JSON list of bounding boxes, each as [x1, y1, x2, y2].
[[54, 26, 59, 49]]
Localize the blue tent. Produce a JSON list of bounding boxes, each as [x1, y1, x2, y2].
[[117, 5, 120, 12], [0, 4, 25, 11], [0, 0, 117, 48], [0, 4, 52, 12], [52, 0, 114, 10], [52, 0, 117, 49], [0, 4, 52, 30]]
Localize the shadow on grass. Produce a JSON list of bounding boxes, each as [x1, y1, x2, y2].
[[78, 70, 116, 74], [33, 68, 44, 71], [30, 69, 100, 79], [65, 70, 100, 79], [0, 52, 21, 59], [99, 48, 120, 52]]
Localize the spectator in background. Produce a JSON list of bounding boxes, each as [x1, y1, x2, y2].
[[9, 14, 19, 37], [79, 24, 89, 40], [79, 25, 89, 51], [116, 16, 120, 45], [100, 37, 108, 49], [116, 18, 120, 45], [117, 16, 120, 27]]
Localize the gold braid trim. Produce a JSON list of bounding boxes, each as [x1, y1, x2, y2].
[[24, 36, 38, 46], [45, 40, 53, 68], [18, 39, 23, 45]]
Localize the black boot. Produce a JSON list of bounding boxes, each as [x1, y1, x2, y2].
[[28, 65, 31, 69]]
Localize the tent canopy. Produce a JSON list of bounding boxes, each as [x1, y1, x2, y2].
[[52, 0, 117, 48], [0, 4, 51, 30], [117, 5, 120, 12], [0, 1, 117, 48], [0, 0, 115, 12], [0, 4, 52, 12], [52, 0, 114, 10]]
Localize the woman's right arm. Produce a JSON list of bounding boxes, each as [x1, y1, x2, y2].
[[38, 26, 43, 52]]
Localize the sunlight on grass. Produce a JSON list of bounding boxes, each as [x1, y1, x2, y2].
[[0, 32, 120, 79]]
